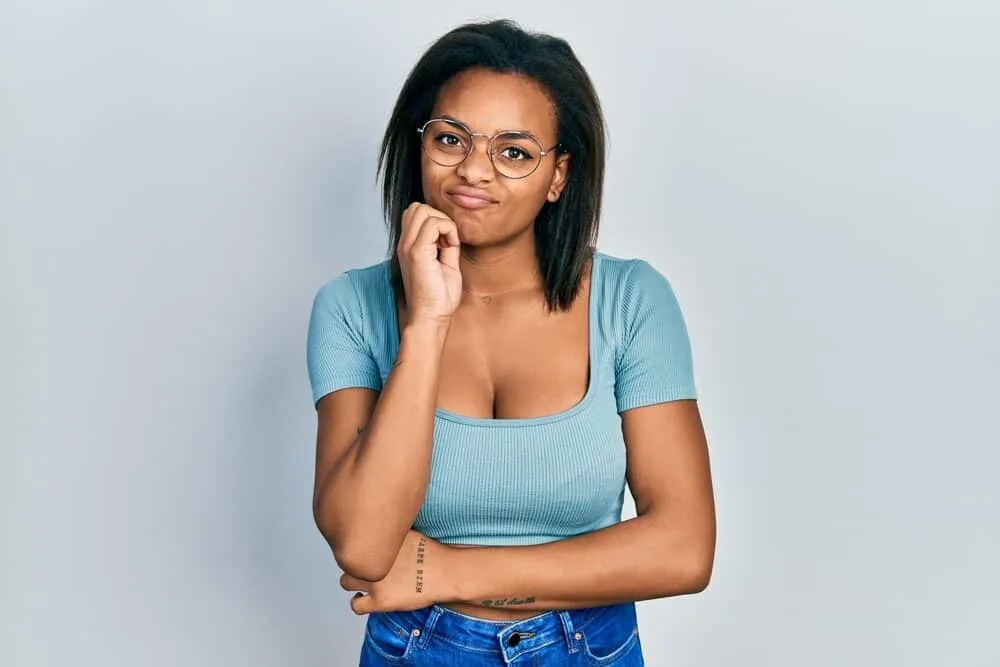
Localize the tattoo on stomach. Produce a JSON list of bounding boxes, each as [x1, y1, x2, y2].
[[481, 596, 535, 608]]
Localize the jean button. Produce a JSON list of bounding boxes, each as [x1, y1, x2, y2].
[[507, 633, 521, 647]]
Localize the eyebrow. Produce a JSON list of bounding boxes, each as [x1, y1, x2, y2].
[[437, 114, 542, 142]]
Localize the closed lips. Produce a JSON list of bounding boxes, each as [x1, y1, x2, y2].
[[447, 188, 498, 209], [448, 188, 496, 203]]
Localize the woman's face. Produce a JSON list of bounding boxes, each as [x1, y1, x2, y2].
[[420, 69, 570, 248]]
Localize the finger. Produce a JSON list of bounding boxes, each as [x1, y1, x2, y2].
[[399, 203, 429, 253], [398, 202, 424, 252], [436, 218, 460, 248], [350, 591, 373, 616], [437, 221, 461, 267], [340, 573, 372, 593], [413, 217, 458, 259], [400, 204, 451, 254]]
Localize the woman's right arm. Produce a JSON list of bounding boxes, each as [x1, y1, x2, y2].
[[312, 204, 462, 582], [312, 320, 448, 582]]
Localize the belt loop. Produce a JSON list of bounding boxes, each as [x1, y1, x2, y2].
[[557, 610, 580, 654], [415, 606, 442, 649]]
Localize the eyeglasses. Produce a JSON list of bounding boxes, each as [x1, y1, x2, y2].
[[417, 118, 561, 179]]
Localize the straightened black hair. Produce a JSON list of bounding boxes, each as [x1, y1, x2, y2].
[[377, 19, 606, 313]]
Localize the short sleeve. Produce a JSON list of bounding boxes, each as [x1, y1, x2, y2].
[[306, 271, 382, 407], [614, 259, 697, 412]]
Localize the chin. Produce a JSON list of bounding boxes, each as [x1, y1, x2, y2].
[[449, 205, 488, 219], [445, 206, 495, 232], [456, 217, 502, 248]]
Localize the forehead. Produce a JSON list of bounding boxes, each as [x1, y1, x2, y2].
[[431, 69, 556, 139]]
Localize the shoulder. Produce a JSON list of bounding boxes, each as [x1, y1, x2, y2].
[[312, 259, 392, 312], [593, 251, 688, 341], [597, 252, 697, 406], [593, 251, 678, 302], [306, 260, 389, 402]]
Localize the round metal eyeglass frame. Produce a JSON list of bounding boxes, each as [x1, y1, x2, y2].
[[417, 118, 562, 179]]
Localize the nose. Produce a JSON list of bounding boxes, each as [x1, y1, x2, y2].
[[455, 134, 495, 184]]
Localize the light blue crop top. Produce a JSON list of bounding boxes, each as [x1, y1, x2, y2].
[[306, 251, 697, 546]]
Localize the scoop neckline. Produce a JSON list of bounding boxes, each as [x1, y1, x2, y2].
[[385, 252, 603, 428]]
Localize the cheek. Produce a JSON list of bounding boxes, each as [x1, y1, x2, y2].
[[420, 161, 449, 204], [419, 162, 433, 199], [507, 182, 552, 219]]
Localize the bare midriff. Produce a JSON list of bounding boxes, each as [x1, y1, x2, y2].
[[440, 544, 544, 621]]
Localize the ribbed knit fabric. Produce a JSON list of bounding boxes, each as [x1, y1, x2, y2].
[[306, 251, 697, 546]]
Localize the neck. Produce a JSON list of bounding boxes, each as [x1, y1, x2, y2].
[[458, 240, 542, 298]]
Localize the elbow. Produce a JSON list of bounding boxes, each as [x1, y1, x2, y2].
[[333, 545, 394, 582], [683, 559, 713, 594], [656, 543, 714, 597], [678, 546, 715, 595], [671, 521, 715, 595], [313, 499, 395, 581], [658, 558, 712, 597], [320, 526, 396, 581]]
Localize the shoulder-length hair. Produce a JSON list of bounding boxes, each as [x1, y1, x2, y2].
[[377, 19, 607, 312]]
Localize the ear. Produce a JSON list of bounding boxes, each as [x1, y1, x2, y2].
[[546, 153, 571, 203]]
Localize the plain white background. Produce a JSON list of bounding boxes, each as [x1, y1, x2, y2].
[[2, 1, 997, 665]]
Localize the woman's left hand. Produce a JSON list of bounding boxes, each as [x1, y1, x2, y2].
[[340, 530, 458, 615]]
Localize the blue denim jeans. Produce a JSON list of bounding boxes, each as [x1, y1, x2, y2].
[[359, 602, 643, 665]]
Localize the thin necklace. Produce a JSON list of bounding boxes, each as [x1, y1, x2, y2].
[[462, 283, 541, 305]]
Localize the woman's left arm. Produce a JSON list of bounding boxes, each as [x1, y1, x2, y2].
[[448, 398, 715, 611], [343, 399, 716, 614]]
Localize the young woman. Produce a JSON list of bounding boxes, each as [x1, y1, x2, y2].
[[307, 19, 716, 666]]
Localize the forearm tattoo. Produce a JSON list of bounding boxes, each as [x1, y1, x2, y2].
[[480, 596, 536, 608], [415, 537, 427, 593]]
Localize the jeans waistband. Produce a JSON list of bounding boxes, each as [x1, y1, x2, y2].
[[377, 602, 635, 662]]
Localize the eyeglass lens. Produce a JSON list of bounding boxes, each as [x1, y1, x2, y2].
[[421, 120, 544, 179]]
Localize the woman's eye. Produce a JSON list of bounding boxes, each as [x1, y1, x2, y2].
[[437, 133, 462, 146], [501, 146, 530, 160]]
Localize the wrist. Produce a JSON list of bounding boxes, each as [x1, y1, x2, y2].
[[402, 318, 451, 345]]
